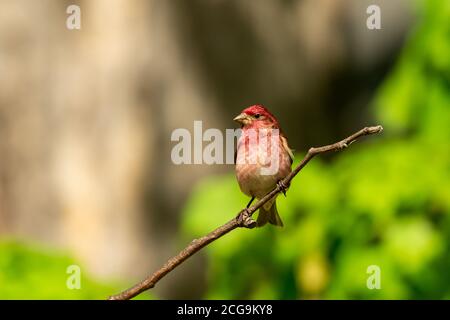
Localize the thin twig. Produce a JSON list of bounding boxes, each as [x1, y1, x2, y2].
[[108, 125, 383, 300]]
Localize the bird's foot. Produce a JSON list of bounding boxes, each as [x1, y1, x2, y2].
[[237, 208, 257, 229], [277, 180, 289, 197]]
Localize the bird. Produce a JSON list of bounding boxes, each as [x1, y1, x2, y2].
[[234, 104, 294, 227]]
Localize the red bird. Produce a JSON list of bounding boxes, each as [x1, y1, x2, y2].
[[234, 105, 294, 227]]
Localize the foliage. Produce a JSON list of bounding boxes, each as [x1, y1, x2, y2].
[[181, 0, 450, 299], [0, 240, 148, 299]]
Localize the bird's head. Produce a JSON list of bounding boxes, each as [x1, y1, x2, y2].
[[233, 104, 278, 129]]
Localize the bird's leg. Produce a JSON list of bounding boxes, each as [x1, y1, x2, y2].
[[277, 180, 289, 197], [236, 197, 257, 229], [246, 196, 255, 208], [240, 208, 257, 229]]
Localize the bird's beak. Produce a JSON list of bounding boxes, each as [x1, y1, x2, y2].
[[233, 113, 248, 124]]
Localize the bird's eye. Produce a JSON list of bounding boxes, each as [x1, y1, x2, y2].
[[254, 114, 261, 119]]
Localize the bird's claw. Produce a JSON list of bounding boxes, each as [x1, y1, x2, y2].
[[277, 180, 289, 197], [237, 208, 257, 229]]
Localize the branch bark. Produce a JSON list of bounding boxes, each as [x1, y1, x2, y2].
[[108, 125, 383, 300]]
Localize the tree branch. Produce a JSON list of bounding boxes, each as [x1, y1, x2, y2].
[[108, 125, 383, 300]]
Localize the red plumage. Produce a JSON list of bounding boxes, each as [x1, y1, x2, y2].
[[234, 105, 293, 227]]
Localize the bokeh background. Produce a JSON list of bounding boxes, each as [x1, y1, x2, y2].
[[0, 0, 449, 299]]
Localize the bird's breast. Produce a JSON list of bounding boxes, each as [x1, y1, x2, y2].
[[235, 129, 291, 198]]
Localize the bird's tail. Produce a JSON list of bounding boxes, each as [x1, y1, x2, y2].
[[257, 201, 284, 227]]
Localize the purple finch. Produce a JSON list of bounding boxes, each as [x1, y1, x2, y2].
[[234, 105, 294, 227]]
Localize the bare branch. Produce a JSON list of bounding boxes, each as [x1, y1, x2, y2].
[[108, 125, 383, 300]]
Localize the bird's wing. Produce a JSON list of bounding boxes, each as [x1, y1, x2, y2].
[[281, 134, 294, 165]]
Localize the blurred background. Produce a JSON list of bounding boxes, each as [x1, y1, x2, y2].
[[0, 0, 449, 299]]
